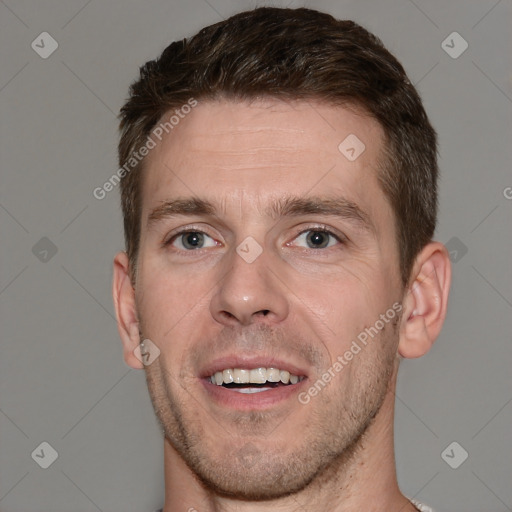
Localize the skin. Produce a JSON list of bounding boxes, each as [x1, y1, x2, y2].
[[113, 99, 451, 512]]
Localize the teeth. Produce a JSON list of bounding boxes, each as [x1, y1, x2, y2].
[[233, 387, 272, 394], [210, 367, 303, 386], [222, 369, 234, 384], [280, 370, 290, 384], [234, 369, 250, 384], [249, 367, 267, 384], [266, 368, 280, 382]]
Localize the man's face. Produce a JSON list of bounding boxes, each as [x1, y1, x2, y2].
[[135, 99, 404, 499]]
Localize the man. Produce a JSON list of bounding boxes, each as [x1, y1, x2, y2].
[[112, 7, 451, 512]]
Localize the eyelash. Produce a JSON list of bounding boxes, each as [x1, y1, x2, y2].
[[162, 225, 217, 249], [288, 227, 346, 249], [163, 225, 346, 251]]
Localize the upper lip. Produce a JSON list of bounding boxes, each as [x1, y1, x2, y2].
[[200, 354, 309, 379]]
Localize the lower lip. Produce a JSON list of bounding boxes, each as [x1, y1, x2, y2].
[[202, 379, 307, 411]]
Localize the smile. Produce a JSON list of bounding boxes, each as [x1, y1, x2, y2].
[[209, 367, 305, 393]]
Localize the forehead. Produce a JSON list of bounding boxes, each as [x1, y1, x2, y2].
[[141, 98, 389, 223]]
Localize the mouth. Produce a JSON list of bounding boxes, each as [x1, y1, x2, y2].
[[200, 358, 308, 410], [209, 367, 305, 393]]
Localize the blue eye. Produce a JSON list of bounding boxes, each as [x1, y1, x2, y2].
[[169, 231, 217, 250], [293, 230, 340, 249]]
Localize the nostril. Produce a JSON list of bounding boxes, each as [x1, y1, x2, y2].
[[216, 309, 272, 324]]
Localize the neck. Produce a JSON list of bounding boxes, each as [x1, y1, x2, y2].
[[162, 376, 415, 512]]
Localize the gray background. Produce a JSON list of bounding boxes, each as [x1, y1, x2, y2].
[[1, 0, 511, 511]]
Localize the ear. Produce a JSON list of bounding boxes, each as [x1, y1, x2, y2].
[[398, 242, 451, 358], [113, 251, 144, 369]]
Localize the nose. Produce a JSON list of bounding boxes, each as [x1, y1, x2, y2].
[[210, 244, 290, 327]]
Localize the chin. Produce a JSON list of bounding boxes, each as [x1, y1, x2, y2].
[[190, 455, 317, 501]]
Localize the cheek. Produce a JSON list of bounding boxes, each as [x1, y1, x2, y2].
[[294, 267, 394, 355], [135, 255, 211, 341]]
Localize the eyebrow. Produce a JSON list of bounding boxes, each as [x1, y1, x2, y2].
[[268, 196, 374, 232], [147, 197, 216, 227], [147, 195, 374, 233]]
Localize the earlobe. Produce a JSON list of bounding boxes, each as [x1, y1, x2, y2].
[[398, 242, 452, 359], [112, 251, 144, 369]]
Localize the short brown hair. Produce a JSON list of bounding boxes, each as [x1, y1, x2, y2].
[[118, 7, 438, 286]]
